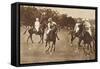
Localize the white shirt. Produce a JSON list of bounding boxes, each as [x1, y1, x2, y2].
[[46, 21, 56, 34], [35, 21, 40, 31], [84, 21, 91, 28], [35, 21, 40, 26], [84, 21, 92, 36], [47, 21, 56, 29], [74, 23, 80, 33]]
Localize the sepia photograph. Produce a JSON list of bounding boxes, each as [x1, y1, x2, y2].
[[20, 4, 96, 64]]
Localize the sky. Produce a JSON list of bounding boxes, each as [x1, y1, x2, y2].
[[36, 6, 95, 20], [22, 5, 95, 20]]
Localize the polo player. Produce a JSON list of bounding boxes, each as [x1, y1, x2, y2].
[[46, 18, 56, 34], [45, 18, 59, 40], [83, 18, 92, 36], [74, 19, 82, 36], [34, 18, 40, 32]]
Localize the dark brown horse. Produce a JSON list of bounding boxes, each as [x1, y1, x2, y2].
[[70, 24, 95, 55], [24, 23, 46, 44], [45, 25, 58, 54]]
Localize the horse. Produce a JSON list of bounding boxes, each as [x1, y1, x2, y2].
[[45, 25, 58, 54], [24, 23, 46, 44], [81, 31, 95, 55], [70, 23, 83, 46], [70, 24, 95, 55]]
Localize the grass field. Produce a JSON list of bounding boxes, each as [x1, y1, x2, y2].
[[20, 26, 95, 64]]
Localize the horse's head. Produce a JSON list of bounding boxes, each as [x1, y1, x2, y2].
[[51, 25, 57, 32]]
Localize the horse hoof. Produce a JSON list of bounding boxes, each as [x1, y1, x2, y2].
[[38, 42, 40, 44], [70, 44, 73, 46], [50, 52, 53, 55], [29, 47, 31, 50], [42, 42, 44, 44], [74, 50, 79, 54], [45, 45, 47, 47], [45, 50, 48, 54]]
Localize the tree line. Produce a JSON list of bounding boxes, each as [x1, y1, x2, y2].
[[20, 6, 95, 29]]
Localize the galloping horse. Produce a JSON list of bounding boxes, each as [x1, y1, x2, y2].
[[70, 23, 84, 46], [70, 23, 95, 55], [45, 25, 58, 54], [24, 23, 46, 44]]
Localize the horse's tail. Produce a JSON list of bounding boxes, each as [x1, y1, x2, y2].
[[23, 28, 28, 35]]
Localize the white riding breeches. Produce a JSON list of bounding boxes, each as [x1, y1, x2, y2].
[[74, 23, 80, 33], [75, 27, 79, 33], [35, 25, 39, 32], [35, 21, 40, 32]]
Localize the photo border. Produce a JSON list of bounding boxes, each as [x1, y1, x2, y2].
[[15, 2, 98, 66]]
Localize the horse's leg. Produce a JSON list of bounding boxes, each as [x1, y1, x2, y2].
[[38, 33, 44, 44], [90, 36, 95, 52], [30, 34, 34, 43], [83, 43, 89, 56], [27, 35, 30, 44], [87, 42, 90, 50], [48, 42, 51, 54], [56, 34, 59, 40], [45, 40, 47, 53], [45, 42, 50, 54], [92, 39, 95, 52], [23, 26, 29, 35], [41, 34, 44, 43], [39, 34, 44, 44], [38, 35, 41, 43], [89, 42, 92, 55], [87, 43, 92, 56], [83, 43, 87, 56], [53, 40, 56, 52], [45, 40, 47, 47], [70, 34, 73, 46], [78, 38, 82, 50], [71, 34, 73, 44], [50, 42, 55, 55], [50, 42, 54, 54], [89, 41, 94, 54], [71, 34, 76, 46], [86, 44, 90, 55], [85, 40, 93, 55]]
